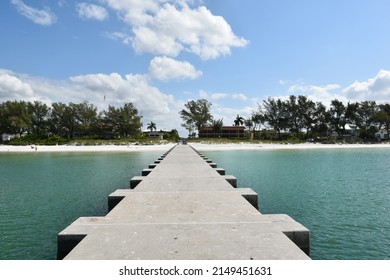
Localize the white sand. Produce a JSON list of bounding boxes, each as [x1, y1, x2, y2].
[[0, 143, 177, 153], [2, 142, 390, 153], [189, 142, 390, 151]]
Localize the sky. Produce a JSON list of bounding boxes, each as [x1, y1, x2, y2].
[[2, 0, 390, 136]]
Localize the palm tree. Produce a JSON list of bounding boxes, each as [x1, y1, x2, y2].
[[234, 115, 244, 138], [234, 115, 244, 126], [147, 121, 156, 132]]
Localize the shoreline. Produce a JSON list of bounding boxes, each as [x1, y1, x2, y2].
[[0, 143, 177, 153], [190, 142, 390, 151], [2, 142, 390, 152]]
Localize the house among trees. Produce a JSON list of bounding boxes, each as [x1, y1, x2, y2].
[[2, 134, 12, 142], [148, 131, 164, 140], [330, 124, 359, 138], [375, 129, 389, 140], [199, 126, 245, 138]]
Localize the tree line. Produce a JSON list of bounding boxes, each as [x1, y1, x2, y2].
[[180, 96, 390, 141], [0, 100, 143, 141]]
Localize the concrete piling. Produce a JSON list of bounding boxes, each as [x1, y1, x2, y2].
[[58, 144, 310, 260]]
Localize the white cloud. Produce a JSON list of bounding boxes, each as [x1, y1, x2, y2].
[[103, 32, 132, 45], [11, 0, 57, 26], [70, 73, 122, 91], [149, 56, 202, 81], [285, 70, 390, 106], [0, 69, 184, 134], [343, 70, 390, 102], [0, 72, 34, 99], [199, 90, 248, 102], [212, 105, 253, 127], [288, 83, 345, 107], [232, 93, 248, 101], [103, 0, 248, 59], [211, 93, 228, 100], [279, 80, 288, 85], [76, 3, 109, 21]]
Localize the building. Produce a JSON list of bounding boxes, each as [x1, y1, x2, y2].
[[2, 134, 11, 142], [147, 131, 164, 140], [330, 124, 359, 138], [375, 129, 389, 140], [199, 126, 245, 138]]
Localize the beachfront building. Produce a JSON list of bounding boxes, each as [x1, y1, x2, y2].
[[1, 134, 11, 142], [148, 131, 164, 140], [199, 126, 245, 138], [375, 129, 389, 140], [330, 124, 359, 138]]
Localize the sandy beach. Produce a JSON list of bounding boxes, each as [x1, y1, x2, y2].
[[190, 142, 390, 151], [2, 142, 390, 153], [0, 143, 177, 153]]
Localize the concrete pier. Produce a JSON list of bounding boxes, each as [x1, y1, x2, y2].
[[57, 144, 310, 260]]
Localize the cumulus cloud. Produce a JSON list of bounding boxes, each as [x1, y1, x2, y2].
[[0, 72, 34, 99], [288, 83, 345, 107], [0, 69, 184, 133], [343, 70, 390, 102], [285, 70, 390, 106], [11, 0, 57, 26], [70, 73, 122, 91], [212, 105, 254, 127], [149, 56, 202, 81], [103, 0, 248, 59], [76, 3, 109, 21]]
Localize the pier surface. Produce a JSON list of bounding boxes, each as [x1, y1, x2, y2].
[[58, 145, 310, 260]]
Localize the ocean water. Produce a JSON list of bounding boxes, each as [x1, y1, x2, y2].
[[1, 148, 390, 260], [204, 148, 390, 260], [0, 151, 161, 260]]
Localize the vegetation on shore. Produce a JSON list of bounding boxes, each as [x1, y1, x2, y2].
[[0, 100, 179, 145], [180, 96, 390, 143], [3, 94, 390, 146]]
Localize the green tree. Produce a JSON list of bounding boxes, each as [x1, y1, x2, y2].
[[234, 115, 244, 126], [374, 104, 390, 139], [356, 101, 377, 131], [27, 101, 50, 136], [329, 99, 346, 137], [212, 118, 223, 137], [285, 95, 302, 136], [251, 109, 265, 140], [233, 115, 245, 138], [312, 102, 330, 138], [74, 101, 100, 136], [179, 99, 213, 136], [0, 101, 31, 136], [50, 102, 78, 138], [298, 95, 316, 138], [263, 97, 288, 139], [104, 103, 142, 138], [147, 121, 157, 132], [164, 129, 180, 141]]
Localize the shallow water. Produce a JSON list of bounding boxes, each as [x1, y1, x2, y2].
[[204, 148, 390, 260], [0, 151, 160, 260], [1, 148, 390, 260]]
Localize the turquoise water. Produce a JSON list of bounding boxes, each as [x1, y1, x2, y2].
[[1, 148, 390, 260], [0, 151, 161, 260], [204, 148, 390, 260]]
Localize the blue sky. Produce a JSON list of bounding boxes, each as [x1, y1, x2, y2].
[[2, 0, 390, 136]]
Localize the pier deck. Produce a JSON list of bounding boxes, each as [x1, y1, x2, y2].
[[58, 145, 310, 260]]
